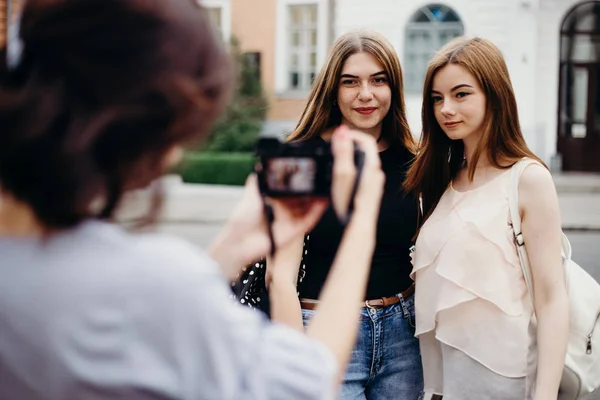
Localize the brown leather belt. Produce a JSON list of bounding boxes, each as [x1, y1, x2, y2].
[[300, 283, 415, 311]]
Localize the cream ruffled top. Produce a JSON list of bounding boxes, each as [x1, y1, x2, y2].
[[411, 168, 536, 381]]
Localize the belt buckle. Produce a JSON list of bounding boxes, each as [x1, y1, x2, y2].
[[365, 297, 387, 309]]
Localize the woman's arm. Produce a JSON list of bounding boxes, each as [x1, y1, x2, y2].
[[267, 234, 305, 331], [211, 126, 384, 386], [519, 164, 569, 400], [303, 129, 384, 384]]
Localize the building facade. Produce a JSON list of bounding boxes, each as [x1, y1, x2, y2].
[[335, 0, 600, 173], [1, 0, 596, 172], [209, 0, 600, 172], [0, 0, 21, 47]]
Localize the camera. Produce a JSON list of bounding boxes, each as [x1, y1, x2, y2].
[[254, 137, 364, 198]]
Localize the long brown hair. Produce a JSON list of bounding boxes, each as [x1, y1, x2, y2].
[[404, 36, 545, 223], [287, 30, 415, 151]]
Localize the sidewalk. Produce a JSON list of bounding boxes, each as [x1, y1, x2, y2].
[[553, 172, 600, 194], [117, 173, 600, 231], [553, 173, 600, 230], [118, 176, 243, 224]]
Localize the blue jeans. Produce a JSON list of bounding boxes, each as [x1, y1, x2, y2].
[[302, 294, 424, 400]]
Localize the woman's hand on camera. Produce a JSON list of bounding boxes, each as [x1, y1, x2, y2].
[[209, 175, 328, 279], [266, 126, 385, 311], [209, 125, 384, 280]]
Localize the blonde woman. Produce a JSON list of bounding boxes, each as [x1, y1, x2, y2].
[[269, 30, 424, 399], [405, 37, 569, 400]]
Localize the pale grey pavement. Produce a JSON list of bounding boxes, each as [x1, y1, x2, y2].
[[118, 173, 600, 280]]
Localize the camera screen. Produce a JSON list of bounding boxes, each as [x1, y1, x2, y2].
[[266, 157, 316, 193]]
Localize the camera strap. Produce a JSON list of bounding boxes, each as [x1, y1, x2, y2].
[[259, 152, 364, 255]]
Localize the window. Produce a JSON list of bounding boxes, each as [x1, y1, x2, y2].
[[404, 4, 464, 93], [275, 0, 328, 95], [200, 0, 231, 43], [206, 7, 223, 37], [287, 4, 318, 91], [559, 1, 600, 139]]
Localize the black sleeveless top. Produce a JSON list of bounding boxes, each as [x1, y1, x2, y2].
[[298, 141, 418, 300]]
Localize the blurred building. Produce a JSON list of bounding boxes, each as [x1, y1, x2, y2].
[[206, 0, 600, 173], [0, 0, 20, 46], [1, 0, 595, 172], [1, 0, 598, 171]]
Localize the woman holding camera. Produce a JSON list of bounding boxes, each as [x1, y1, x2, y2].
[[268, 30, 424, 399], [0, 1, 386, 398]]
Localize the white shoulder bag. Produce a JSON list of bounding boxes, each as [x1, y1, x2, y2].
[[508, 159, 600, 400]]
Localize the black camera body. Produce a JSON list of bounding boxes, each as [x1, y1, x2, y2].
[[255, 137, 364, 198]]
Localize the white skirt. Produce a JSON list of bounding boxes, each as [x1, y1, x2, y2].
[[439, 342, 534, 400], [420, 336, 537, 400]]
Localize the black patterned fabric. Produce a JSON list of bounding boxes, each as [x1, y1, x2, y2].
[[231, 234, 310, 318]]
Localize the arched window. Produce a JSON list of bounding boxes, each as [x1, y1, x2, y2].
[[404, 4, 464, 93], [559, 1, 600, 139], [557, 1, 600, 171]]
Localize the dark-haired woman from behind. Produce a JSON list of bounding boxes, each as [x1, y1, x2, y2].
[[0, 1, 386, 399]]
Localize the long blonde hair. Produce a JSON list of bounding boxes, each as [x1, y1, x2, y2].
[[287, 30, 415, 151], [404, 36, 545, 222]]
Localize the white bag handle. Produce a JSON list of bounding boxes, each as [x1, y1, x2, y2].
[[508, 158, 572, 307], [508, 159, 537, 305]]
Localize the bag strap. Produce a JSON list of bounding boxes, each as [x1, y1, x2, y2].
[[508, 158, 573, 307], [508, 158, 539, 306]]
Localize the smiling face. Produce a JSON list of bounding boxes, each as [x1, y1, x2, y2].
[[337, 52, 392, 138], [431, 63, 487, 149]]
